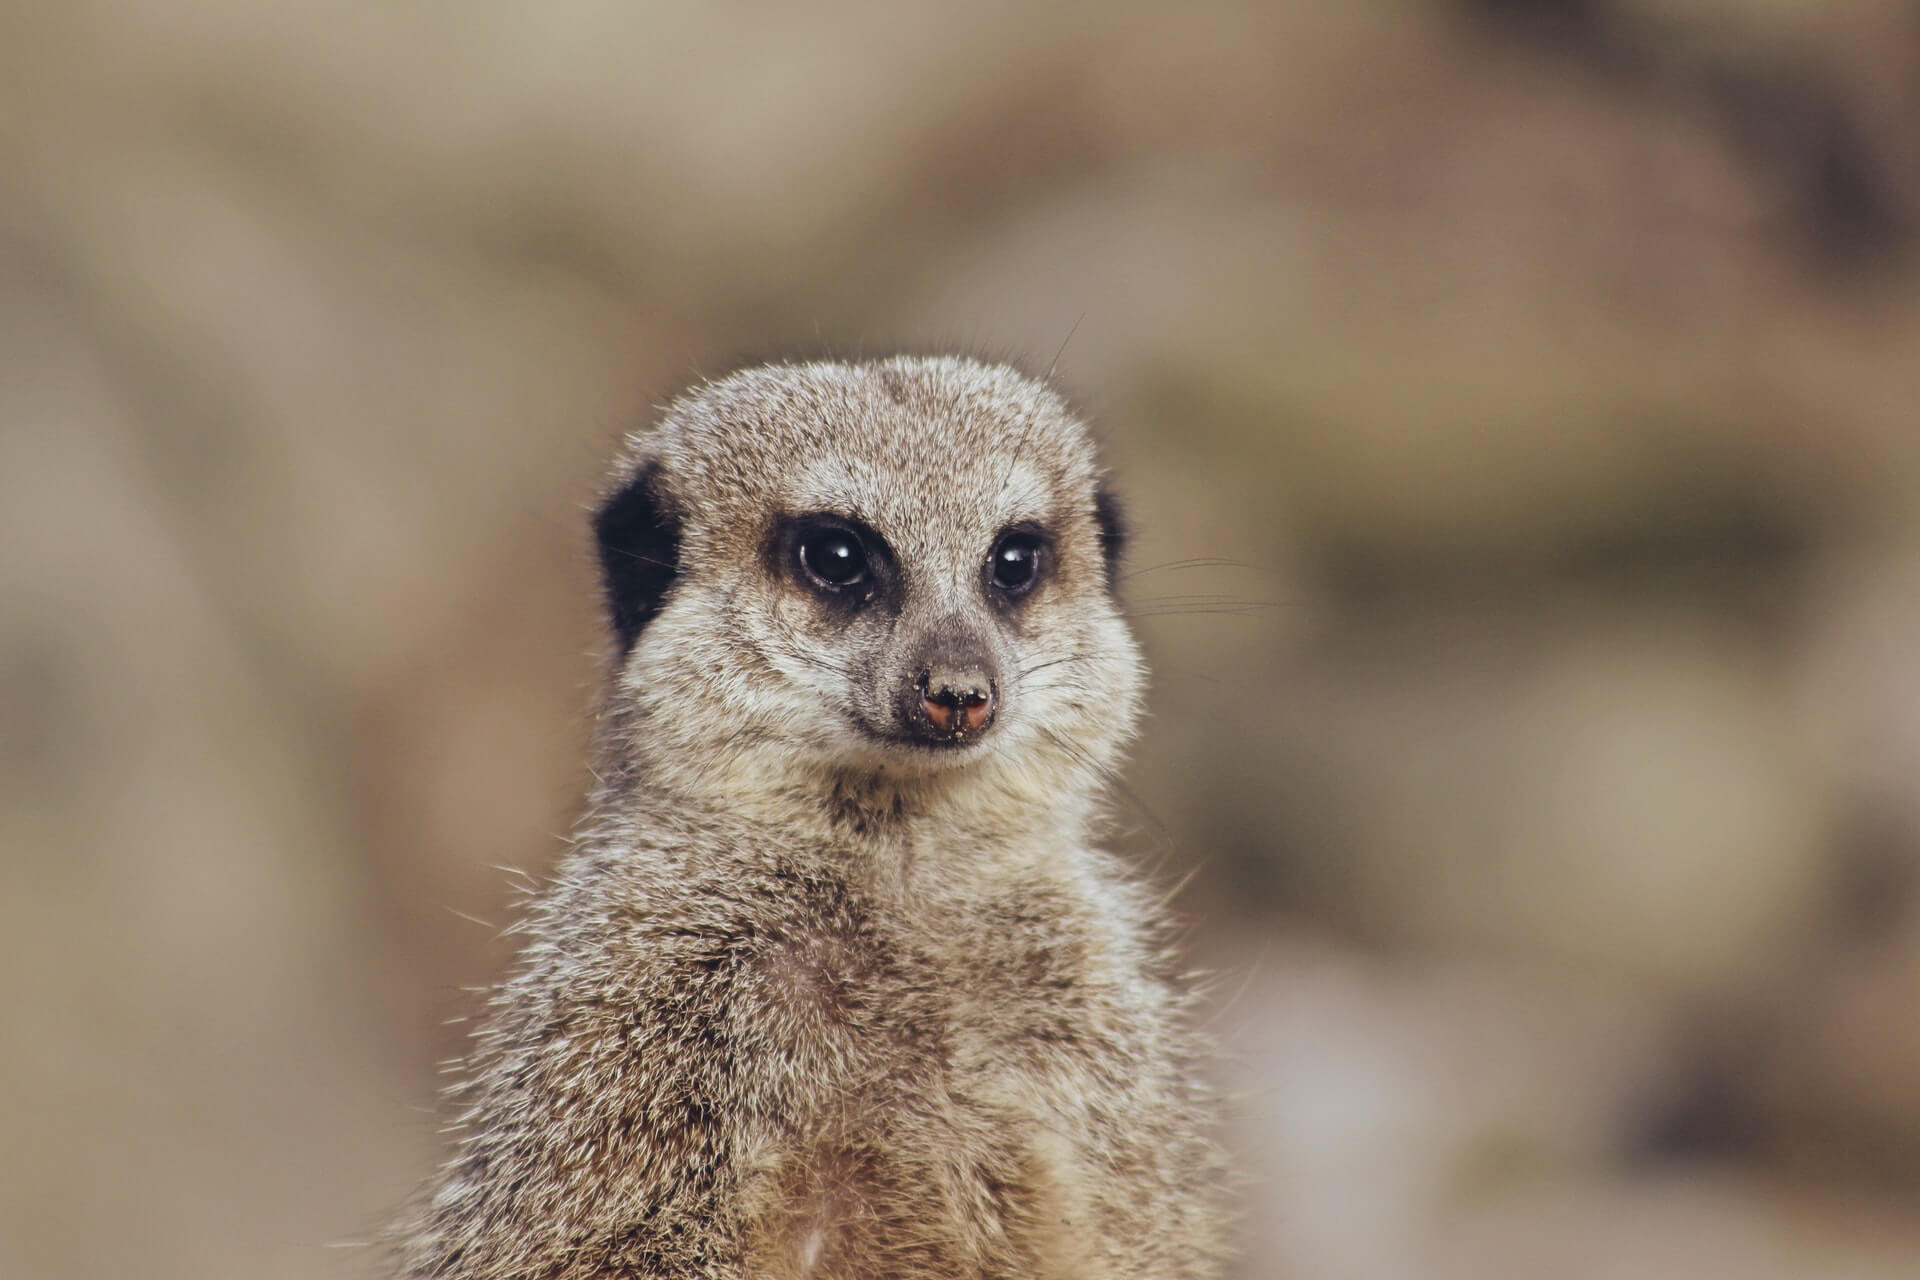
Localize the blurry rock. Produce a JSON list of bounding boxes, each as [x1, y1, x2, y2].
[[1214, 930, 1673, 1280], [1756, 915, 1920, 1173], [1212, 927, 1920, 1280], [1743, 548, 1920, 1168], [0, 294, 428, 1280], [1798, 549, 1920, 860], [1239, 611, 1832, 1000], [1429, 1168, 1920, 1280]]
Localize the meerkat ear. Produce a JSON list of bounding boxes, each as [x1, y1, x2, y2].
[[1093, 483, 1127, 590], [593, 458, 683, 657]]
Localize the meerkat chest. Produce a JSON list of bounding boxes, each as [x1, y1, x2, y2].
[[728, 875, 1128, 1277], [730, 907, 1074, 1079], [730, 870, 1119, 1086]]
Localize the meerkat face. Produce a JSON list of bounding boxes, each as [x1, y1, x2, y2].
[[592, 356, 1143, 791]]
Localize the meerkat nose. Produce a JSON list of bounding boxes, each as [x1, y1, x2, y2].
[[917, 670, 996, 739], [923, 687, 993, 733]]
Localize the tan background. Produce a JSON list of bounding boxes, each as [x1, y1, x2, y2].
[[5, 2, 1920, 1277]]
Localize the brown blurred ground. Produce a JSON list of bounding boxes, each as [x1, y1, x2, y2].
[[4, 2, 1920, 1277]]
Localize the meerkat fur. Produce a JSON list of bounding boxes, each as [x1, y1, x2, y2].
[[394, 355, 1226, 1279]]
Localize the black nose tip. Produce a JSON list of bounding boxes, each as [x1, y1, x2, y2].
[[914, 669, 997, 741]]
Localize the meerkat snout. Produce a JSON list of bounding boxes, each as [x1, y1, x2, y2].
[[897, 624, 1001, 744]]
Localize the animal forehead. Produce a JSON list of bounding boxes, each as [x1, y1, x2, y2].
[[786, 455, 1055, 565], [662, 358, 1099, 510]]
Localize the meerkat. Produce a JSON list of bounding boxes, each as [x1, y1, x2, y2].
[[393, 355, 1226, 1279]]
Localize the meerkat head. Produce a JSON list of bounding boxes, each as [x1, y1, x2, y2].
[[590, 356, 1143, 821]]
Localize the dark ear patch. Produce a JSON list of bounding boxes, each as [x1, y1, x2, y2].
[[1093, 483, 1127, 589], [593, 460, 682, 657]]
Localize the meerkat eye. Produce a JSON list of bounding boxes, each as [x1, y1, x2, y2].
[[988, 531, 1044, 594], [798, 527, 869, 589]]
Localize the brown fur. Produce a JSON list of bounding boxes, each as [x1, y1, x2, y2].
[[393, 356, 1226, 1278]]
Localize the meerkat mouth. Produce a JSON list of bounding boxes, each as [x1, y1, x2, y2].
[[843, 709, 1005, 762], [860, 723, 999, 755]]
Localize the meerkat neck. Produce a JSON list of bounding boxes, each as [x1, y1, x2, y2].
[[597, 742, 1105, 879]]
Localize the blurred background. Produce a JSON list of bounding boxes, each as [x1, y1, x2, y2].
[[4, 1, 1919, 1277]]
